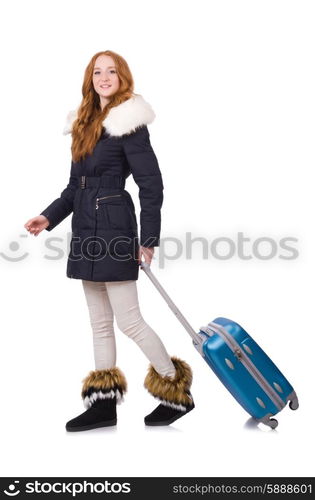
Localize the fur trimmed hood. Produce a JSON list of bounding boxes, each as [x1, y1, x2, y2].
[[63, 94, 155, 137]]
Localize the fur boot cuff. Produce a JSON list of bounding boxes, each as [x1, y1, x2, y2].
[[81, 367, 127, 409], [144, 357, 193, 412]]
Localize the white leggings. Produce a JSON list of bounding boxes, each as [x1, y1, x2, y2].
[[81, 279, 176, 378]]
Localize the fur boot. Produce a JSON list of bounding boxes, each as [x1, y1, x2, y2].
[[143, 356, 195, 426], [65, 366, 127, 432]]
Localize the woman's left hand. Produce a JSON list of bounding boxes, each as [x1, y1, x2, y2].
[[138, 246, 155, 266]]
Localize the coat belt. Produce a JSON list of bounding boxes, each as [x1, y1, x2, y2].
[[78, 175, 125, 190]]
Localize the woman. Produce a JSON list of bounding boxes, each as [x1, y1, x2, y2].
[[24, 50, 195, 431]]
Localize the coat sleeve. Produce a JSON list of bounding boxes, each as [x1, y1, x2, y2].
[[122, 125, 164, 247], [40, 160, 78, 231]]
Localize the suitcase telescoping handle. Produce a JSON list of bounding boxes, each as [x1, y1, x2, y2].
[[140, 261, 201, 344]]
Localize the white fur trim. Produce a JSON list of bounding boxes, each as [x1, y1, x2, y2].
[[63, 109, 79, 135], [159, 399, 187, 412], [151, 395, 187, 412], [83, 389, 124, 409], [115, 389, 125, 405], [103, 94, 155, 136], [63, 94, 155, 137]]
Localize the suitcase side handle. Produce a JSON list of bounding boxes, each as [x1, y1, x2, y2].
[[140, 261, 201, 344]]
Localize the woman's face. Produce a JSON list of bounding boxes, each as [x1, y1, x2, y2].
[[92, 55, 120, 109]]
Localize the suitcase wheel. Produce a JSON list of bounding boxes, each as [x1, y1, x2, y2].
[[289, 399, 299, 411], [288, 391, 299, 411], [259, 415, 279, 429], [267, 418, 278, 429]]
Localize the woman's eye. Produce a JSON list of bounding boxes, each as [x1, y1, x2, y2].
[[94, 70, 116, 75]]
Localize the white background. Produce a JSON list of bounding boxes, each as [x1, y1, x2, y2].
[[1, 0, 314, 478]]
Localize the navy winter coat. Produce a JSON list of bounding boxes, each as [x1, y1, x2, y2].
[[40, 94, 164, 282]]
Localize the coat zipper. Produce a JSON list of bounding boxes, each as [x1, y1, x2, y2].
[[96, 194, 122, 209], [90, 199, 98, 280], [91, 193, 123, 279]]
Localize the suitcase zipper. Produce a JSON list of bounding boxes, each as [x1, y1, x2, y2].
[[96, 194, 122, 210], [202, 323, 285, 410]]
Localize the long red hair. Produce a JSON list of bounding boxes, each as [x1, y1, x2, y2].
[[71, 50, 134, 163]]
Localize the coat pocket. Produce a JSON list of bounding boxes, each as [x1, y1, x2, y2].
[[96, 195, 136, 230], [107, 203, 135, 230]]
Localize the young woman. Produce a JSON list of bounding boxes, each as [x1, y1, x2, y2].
[[24, 50, 195, 432]]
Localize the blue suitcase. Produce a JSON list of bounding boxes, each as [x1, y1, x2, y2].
[[140, 262, 299, 428]]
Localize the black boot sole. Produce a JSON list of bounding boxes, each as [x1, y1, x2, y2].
[[145, 405, 194, 426], [66, 418, 117, 432]]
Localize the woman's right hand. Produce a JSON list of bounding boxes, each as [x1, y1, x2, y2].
[[24, 215, 50, 236]]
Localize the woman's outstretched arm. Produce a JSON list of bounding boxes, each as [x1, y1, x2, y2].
[[39, 160, 78, 231]]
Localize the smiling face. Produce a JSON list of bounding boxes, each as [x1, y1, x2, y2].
[[92, 54, 120, 110]]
